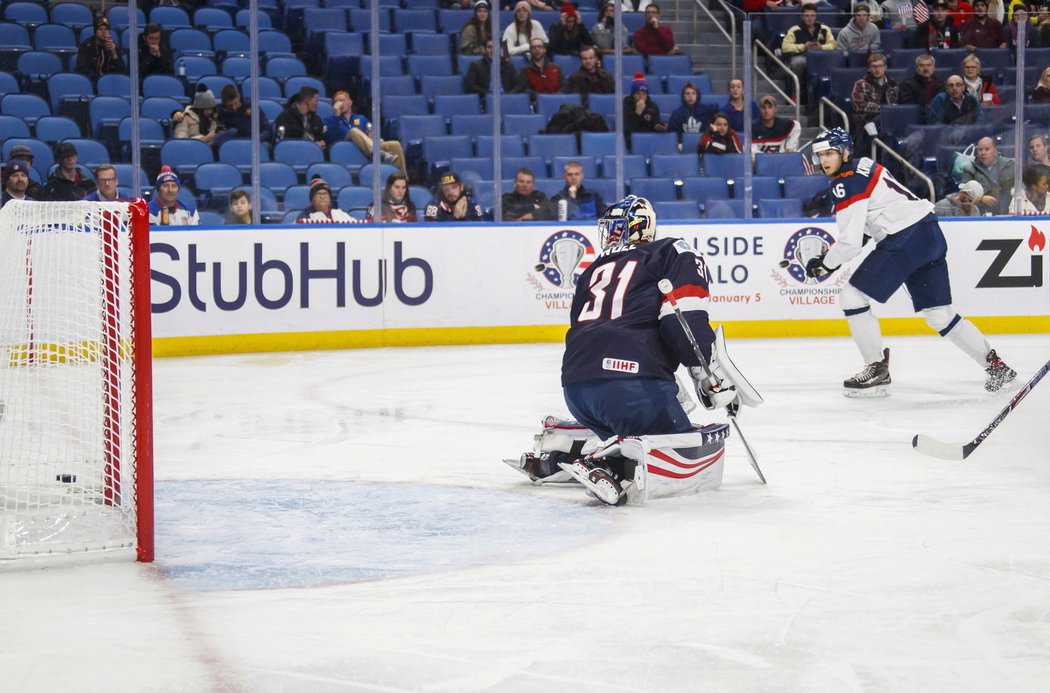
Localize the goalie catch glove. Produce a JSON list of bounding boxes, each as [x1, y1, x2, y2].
[[690, 327, 764, 412], [690, 367, 739, 411], [805, 251, 838, 279]]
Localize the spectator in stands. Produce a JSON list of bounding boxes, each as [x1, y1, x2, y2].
[[138, 23, 172, 77], [503, 2, 549, 56], [297, 176, 357, 223], [934, 179, 985, 215], [75, 17, 125, 77], [623, 72, 664, 142], [84, 164, 119, 202], [464, 39, 519, 100], [850, 53, 898, 154], [322, 91, 407, 176], [1035, 5, 1050, 46], [946, 0, 974, 25], [517, 38, 563, 95], [697, 112, 743, 164], [751, 95, 801, 153], [927, 74, 981, 124], [565, 45, 615, 98], [898, 53, 944, 114], [149, 166, 198, 226], [781, 4, 837, 103], [367, 173, 419, 223], [1028, 133, 1050, 166], [1, 160, 34, 208], [1032, 66, 1050, 102], [880, 0, 920, 48], [275, 86, 327, 151], [633, 3, 680, 55], [1007, 6, 1043, 50], [838, 5, 882, 51], [592, 0, 636, 55], [460, 1, 492, 56], [425, 172, 485, 222], [852, 0, 884, 23], [666, 81, 717, 134], [550, 161, 606, 220], [224, 189, 253, 224], [1010, 163, 1050, 214], [722, 78, 759, 133], [548, 4, 594, 55], [7, 145, 42, 200], [920, 1, 962, 48], [960, 54, 1000, 104], [961, 136, 1015, 213], [174, 88, 226, 146], [961, 0, 1008, 46], [217, 85, 273, 142], [985, 0, 1006, 22], [43, 142, 95, 201], [502, 167, 555, 221]]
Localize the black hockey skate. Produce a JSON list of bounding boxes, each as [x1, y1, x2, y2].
[[558, 457, 629, 506], [984, 350, 1017, 393], [843, 348, 891, 398]]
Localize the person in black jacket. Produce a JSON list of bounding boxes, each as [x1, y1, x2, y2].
[[464, 39, 520, 101], [897, 53, 944, 117], [273, 86, 326, 149], [918, 0, 961, 49], [75, 17, 125, 77], [502, 167, 555, 221], [138, 23, 173, 77], [623, 72, 664, 144], [217, 85, 273, 141], [42, 142, 95, 201]]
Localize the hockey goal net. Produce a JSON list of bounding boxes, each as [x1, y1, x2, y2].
[[0, 199, 153, 565]]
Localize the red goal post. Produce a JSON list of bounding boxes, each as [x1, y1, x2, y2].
[[0, 199, 153, 566]]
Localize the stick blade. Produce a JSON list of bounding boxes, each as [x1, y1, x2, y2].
[[912, 434, 966, 461]]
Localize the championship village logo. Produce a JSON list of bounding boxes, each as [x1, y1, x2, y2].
[[975, 224, 1046, 290], [772, 226, 850, 306], [527, 230, 596, 310]]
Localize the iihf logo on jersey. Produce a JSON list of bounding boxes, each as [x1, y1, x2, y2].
[[534, 230, 595, 288], [975, 225, 1045, 290], [780, 227, 836, 284]]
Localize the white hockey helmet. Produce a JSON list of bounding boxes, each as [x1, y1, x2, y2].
[[599, 195, 657, 250]]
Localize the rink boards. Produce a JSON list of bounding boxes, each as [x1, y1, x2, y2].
[[149, 218, 1050, 356]]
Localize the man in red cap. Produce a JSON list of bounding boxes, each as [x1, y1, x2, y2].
[[548, 4, 594, 55], [632, 3, 680, 55]]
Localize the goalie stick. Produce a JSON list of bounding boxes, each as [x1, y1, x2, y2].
[[912, 358, 1050, 460], [658, 279, 766, 484]]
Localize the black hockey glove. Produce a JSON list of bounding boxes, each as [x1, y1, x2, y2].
[[805, 253, 837, 279]]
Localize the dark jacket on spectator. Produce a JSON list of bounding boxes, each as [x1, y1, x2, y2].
[[501, 189, 555, 221], [273, 95, 325, 144], [564, 67, 615, 97], [464, 55, 519, 98], [623, 95, 662, 137], [548, 22, 594, 55], [43, 170, 95, 201], [918, 17, 961, 48], [926, 91, 981, 125], [898, 72, 944, 112], [218, 99, 273, 141], [75, 38, 126, 76], [138, 35, 173, 76]]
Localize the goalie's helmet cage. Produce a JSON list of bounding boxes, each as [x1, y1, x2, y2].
[[599, 195, 657, 250], [0, 200, 154, 567]]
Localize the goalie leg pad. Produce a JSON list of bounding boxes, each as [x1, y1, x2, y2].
[[505, 416, 603, 484], [708, 326, 763, 408], [618, 425, 729, 504]]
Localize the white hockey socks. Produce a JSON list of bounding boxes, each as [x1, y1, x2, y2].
[[846, 309, 885, 365]]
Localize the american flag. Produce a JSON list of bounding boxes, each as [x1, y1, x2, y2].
[[914, 0, 930, 24]]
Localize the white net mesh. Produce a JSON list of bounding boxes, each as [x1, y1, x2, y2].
[[0, 200, 149, 563]]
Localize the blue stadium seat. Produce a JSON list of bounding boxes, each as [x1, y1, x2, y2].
[[169, 28, 215, 60], [32, 23, 78, 59], [601, 154, 648, 180], [258, 99, 283, 124], [50, 3, 94, 32], [419, 74, 462, 102], [433, 94, 481, 118], [398, 114, 448, 143], [337, 186, 375, 216], [198, 210, 225, 225], [535, 93, 581, 122], [194, 162, 243, 203], [408, 54, 454, 79], [106, 6, 145, 31], [284, 76, 326, 98], [150, 6, 192, 29], [681, 177, 729, 207], [754, 153, 808, 178], [0, 114, 31, 138], [665, 73, 714, 97], [878, 104, 922, 138], [212, 30, 249, 59], [551, 155, 597, 180], [96, 73, 131, 97], [705, 199, 746, 219], [328, 141, 370, 175], [457, 53, 483, 75], [305, 162, 352, 190], [647, 54, 692, 78], [61, 138, 109, 166], [411, 32, 451, 56], [161, 138, 215, 178], [701, 152, 746, 178], [653, 200, 700, 220], [383, 95, 431, 136], [502, 114, 546, 137], [449, 156, 493, 182], [265, 57, 307, 84], [273, 140, 324, 179], [528, 134, 579, 163], [358, 55, 406, 91], [397, 9, 438, 34], [348, 8, 392, 33], [758, 197, 803, 218], [47, 71, 93, 118], [16, 51, 63, 90], [929, 48, 968, 74], [4, 2, 48, 28], [118, 116, 165, 160], [450, 114, 495, 138], [198, 75, 237, 99], [475, 134, 525, 158], [581, 131, 616, 158], [235, 9, 272, 30], [783, 175, 828, 204], [742, 176, 783, 202], [437, 8, 472, 33], [878, 28, 904, 53], [221, 56, 252, 80], [423, 135, 473, 177], [629, 132, 679, 160], [89, 95, 131, 141], [175, 56, 218, 83], [649, 153, 701, 179], [257, 30, 294, 58], [358, 163, 399, 188], [34, 115, 81, 144], [0, 93, 50, 128], [219, 138, 271, 175], [501, 155, 547, 179], [194, 8, 235, 33], [111, 162, 150, 190], [141, 96, 186, 129], [583, 177, 619, 206], [376, 74, 417, 96], [364, 32, 407, 56], [487, 93, 533, 115], [0, 25, 30, 72], [629, 177, 677, 202], [283, 185, 312, 214], [259, 161, 299, 198]]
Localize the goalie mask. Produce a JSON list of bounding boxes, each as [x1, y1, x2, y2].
[[810, 127, 853, 165], [599, 195, 657, 250]]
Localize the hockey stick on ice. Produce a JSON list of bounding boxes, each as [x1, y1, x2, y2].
[[658, 279, 767, 484], [912, 358, 1050, 460]]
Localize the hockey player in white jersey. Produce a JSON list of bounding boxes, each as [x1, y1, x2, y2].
[[806, 128, 1016, 396]]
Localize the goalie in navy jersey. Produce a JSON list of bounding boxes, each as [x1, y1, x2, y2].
[[807, 127, 1016, 396], [505, 196, 762, 506]]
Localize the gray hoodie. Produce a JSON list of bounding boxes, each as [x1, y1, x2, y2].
[[837, 19, 882, 52]]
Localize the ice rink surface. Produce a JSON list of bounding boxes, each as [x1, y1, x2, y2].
[[2, 334, 1048, 692]]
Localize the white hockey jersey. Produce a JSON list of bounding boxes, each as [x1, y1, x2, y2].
[[823, 156, 934, 269]]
